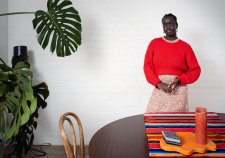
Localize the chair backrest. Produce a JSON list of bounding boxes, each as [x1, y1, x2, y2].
[[59, 112, 85, 158]]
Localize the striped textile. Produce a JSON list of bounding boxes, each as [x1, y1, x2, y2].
[[144, 112, 225, 157]]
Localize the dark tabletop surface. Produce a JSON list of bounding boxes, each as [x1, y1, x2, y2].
[[89, 114, 149, 158]]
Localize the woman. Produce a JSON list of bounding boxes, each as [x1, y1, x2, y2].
[[144, 13, 201, 112]]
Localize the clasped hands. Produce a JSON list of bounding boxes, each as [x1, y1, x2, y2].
[[156, 77, 180, 93]]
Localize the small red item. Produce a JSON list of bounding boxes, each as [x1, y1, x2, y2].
[[195, 107, 207, 144]]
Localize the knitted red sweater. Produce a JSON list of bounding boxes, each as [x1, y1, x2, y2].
[[144, 37, 201, 87]]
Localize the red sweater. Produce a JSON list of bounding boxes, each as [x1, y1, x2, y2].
[[144, 37, 201, 87]]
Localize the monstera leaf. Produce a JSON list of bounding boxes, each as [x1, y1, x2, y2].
[[33, 0, 82, 57], [0, 62, 37, 140], [9, 82, 49, 158]]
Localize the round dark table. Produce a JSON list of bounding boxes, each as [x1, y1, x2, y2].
[[89, 114, 149, 158]]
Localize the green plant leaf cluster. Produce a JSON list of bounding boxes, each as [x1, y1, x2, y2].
[[0, 62, 37, 140], [10, 82, 49, 158], [0, 58, 50, 157], [0, 107, 7, 142], [33, 0, 82, 57]]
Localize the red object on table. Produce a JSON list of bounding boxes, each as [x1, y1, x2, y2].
[[145, 112, 225, 157], [195, 107, 207, 144]]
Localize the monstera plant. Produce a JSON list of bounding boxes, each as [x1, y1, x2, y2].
[[9, 82, 49, 158], [0, 59, 49, 158], [0, 61, 36, 139], [0, 61, 36, 142], [0, 0, 82, 57]]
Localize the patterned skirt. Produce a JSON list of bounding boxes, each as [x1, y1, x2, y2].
[[145, 75, 188, 112]]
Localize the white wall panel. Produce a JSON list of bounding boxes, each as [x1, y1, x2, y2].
[[8, 0, 225, 145], [0, 1, 8, 63]]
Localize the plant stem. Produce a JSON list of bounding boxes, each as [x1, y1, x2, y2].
[[0, 12, 35, 16], [0, 58, 6, 65]]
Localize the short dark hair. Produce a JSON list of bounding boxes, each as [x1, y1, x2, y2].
[[162, 13, 178, 27]]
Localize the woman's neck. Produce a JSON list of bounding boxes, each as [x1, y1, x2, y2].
[[164, 35, 178, 41], [162, 36, 179, 43]]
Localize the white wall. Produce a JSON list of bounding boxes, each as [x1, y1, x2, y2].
[[0, 1, 8, 62], [8, 0, 225, 145]]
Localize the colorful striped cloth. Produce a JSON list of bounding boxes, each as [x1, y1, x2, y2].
[[144, 112, 225, 157]]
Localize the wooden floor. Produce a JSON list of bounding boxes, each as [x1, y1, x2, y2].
[[23, 145, 90, 158]]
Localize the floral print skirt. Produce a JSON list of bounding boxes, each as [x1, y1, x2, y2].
[[145, 75, 188, 112]]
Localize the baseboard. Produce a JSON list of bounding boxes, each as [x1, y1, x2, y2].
[[32, 144, 89, 154]]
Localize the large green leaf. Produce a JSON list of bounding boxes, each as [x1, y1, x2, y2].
[[0, 64, 12, 72], [1, 62, 37, 140], [33, 82, 49, 100], [0, 107, 7, 141], [9, 82, 49, 158], [0, 63, 16, 97], [0, 63, 12, 82], [4, 87, 22, 139], [0, 84, 8, 97], [33, 0, 82, 57]]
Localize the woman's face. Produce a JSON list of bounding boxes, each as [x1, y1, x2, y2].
[[162, 17, 177, 37]]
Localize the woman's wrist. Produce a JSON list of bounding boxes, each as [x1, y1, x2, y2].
[[175, 77, 180, 84], [156, 81, 162, 88]]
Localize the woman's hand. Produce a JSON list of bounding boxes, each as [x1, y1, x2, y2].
[[157, 82, 170, 93], [168, 77, 180, 93]]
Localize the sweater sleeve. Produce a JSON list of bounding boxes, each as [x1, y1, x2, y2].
[[178, 44, 201, 84], [143, 41, 160, 87]]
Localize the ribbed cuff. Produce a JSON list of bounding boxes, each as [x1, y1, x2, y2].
[[152, 78, 161, 87], [178, 74, 186, 85]]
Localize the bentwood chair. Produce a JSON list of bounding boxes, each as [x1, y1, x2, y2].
[[59, 112, 85, 158]]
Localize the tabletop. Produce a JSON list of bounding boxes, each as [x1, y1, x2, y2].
[[89, 114, 149, 158], [89, 113, 225, 158]]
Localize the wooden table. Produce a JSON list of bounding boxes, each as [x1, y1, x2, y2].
[[89, 113, 225, 158], [89, 114, 149, 158]]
